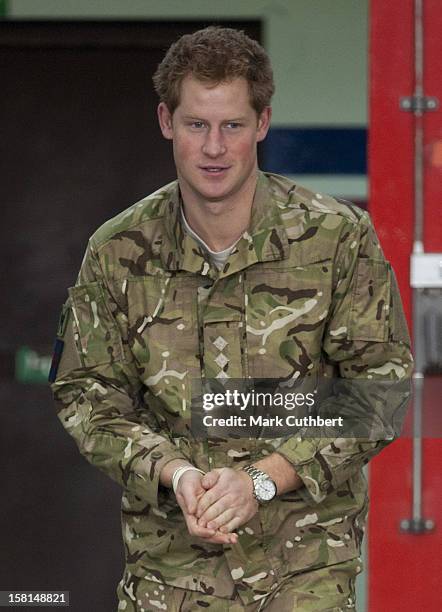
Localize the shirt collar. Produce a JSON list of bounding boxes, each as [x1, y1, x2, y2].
[[160, 171, 289, 277]]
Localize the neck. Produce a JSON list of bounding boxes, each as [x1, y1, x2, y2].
[[180, 171, 257, 252]]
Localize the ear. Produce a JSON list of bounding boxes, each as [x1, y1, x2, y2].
[[157, 102, 174, 140], [256, 106, 272, 143]]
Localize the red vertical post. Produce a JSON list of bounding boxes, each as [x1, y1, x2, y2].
[[369, 1, 442, 610]]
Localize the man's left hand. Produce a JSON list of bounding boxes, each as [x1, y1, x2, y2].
[[196, 468, 258, 533]]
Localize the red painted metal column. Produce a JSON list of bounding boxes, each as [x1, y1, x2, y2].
[[369, 1, 442, 610]]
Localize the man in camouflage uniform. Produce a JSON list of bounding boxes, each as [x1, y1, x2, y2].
[[50, 27, 412, 611]]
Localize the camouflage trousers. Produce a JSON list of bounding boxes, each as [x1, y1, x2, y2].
[[117, 558, 361, 611]]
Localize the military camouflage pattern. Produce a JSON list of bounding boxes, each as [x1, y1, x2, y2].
[[117, 556, 361, 610], [51, 172, 413, 607]]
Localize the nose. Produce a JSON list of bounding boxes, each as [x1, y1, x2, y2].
[[202, 128, 226, 158]]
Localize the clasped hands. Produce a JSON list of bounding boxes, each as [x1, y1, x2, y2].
[[175, 467, 258, 545]]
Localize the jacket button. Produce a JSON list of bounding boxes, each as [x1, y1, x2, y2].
[[320, 481, 331, 492], [150, 451, 163, 460]]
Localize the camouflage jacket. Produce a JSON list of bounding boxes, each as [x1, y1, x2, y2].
[[50, 172, 413, 605]]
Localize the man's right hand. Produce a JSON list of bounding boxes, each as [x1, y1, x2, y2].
[[175, 468, 238, 545]]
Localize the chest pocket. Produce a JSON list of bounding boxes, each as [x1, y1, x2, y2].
[[126, 275, 201, 417], [245, 264, 332, 379]]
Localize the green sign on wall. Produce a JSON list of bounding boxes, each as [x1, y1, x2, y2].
[[16, 346, 51, 384]]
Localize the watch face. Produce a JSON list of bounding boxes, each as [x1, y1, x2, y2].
[[256, 478, 276, 501]]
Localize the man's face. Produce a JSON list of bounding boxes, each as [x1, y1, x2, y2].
[[157, 76, 271, 208]]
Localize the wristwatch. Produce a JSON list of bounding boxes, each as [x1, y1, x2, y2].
[[242, 465, 277, 504]]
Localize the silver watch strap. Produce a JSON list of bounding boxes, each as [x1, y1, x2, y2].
[[243, 465, 261, 501], [243, 465, 268, 481]]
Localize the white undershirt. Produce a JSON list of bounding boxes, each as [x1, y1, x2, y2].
[[180, 207, 241, 270]]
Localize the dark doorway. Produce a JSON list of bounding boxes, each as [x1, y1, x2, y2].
[[0, 20, 261, 612]]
